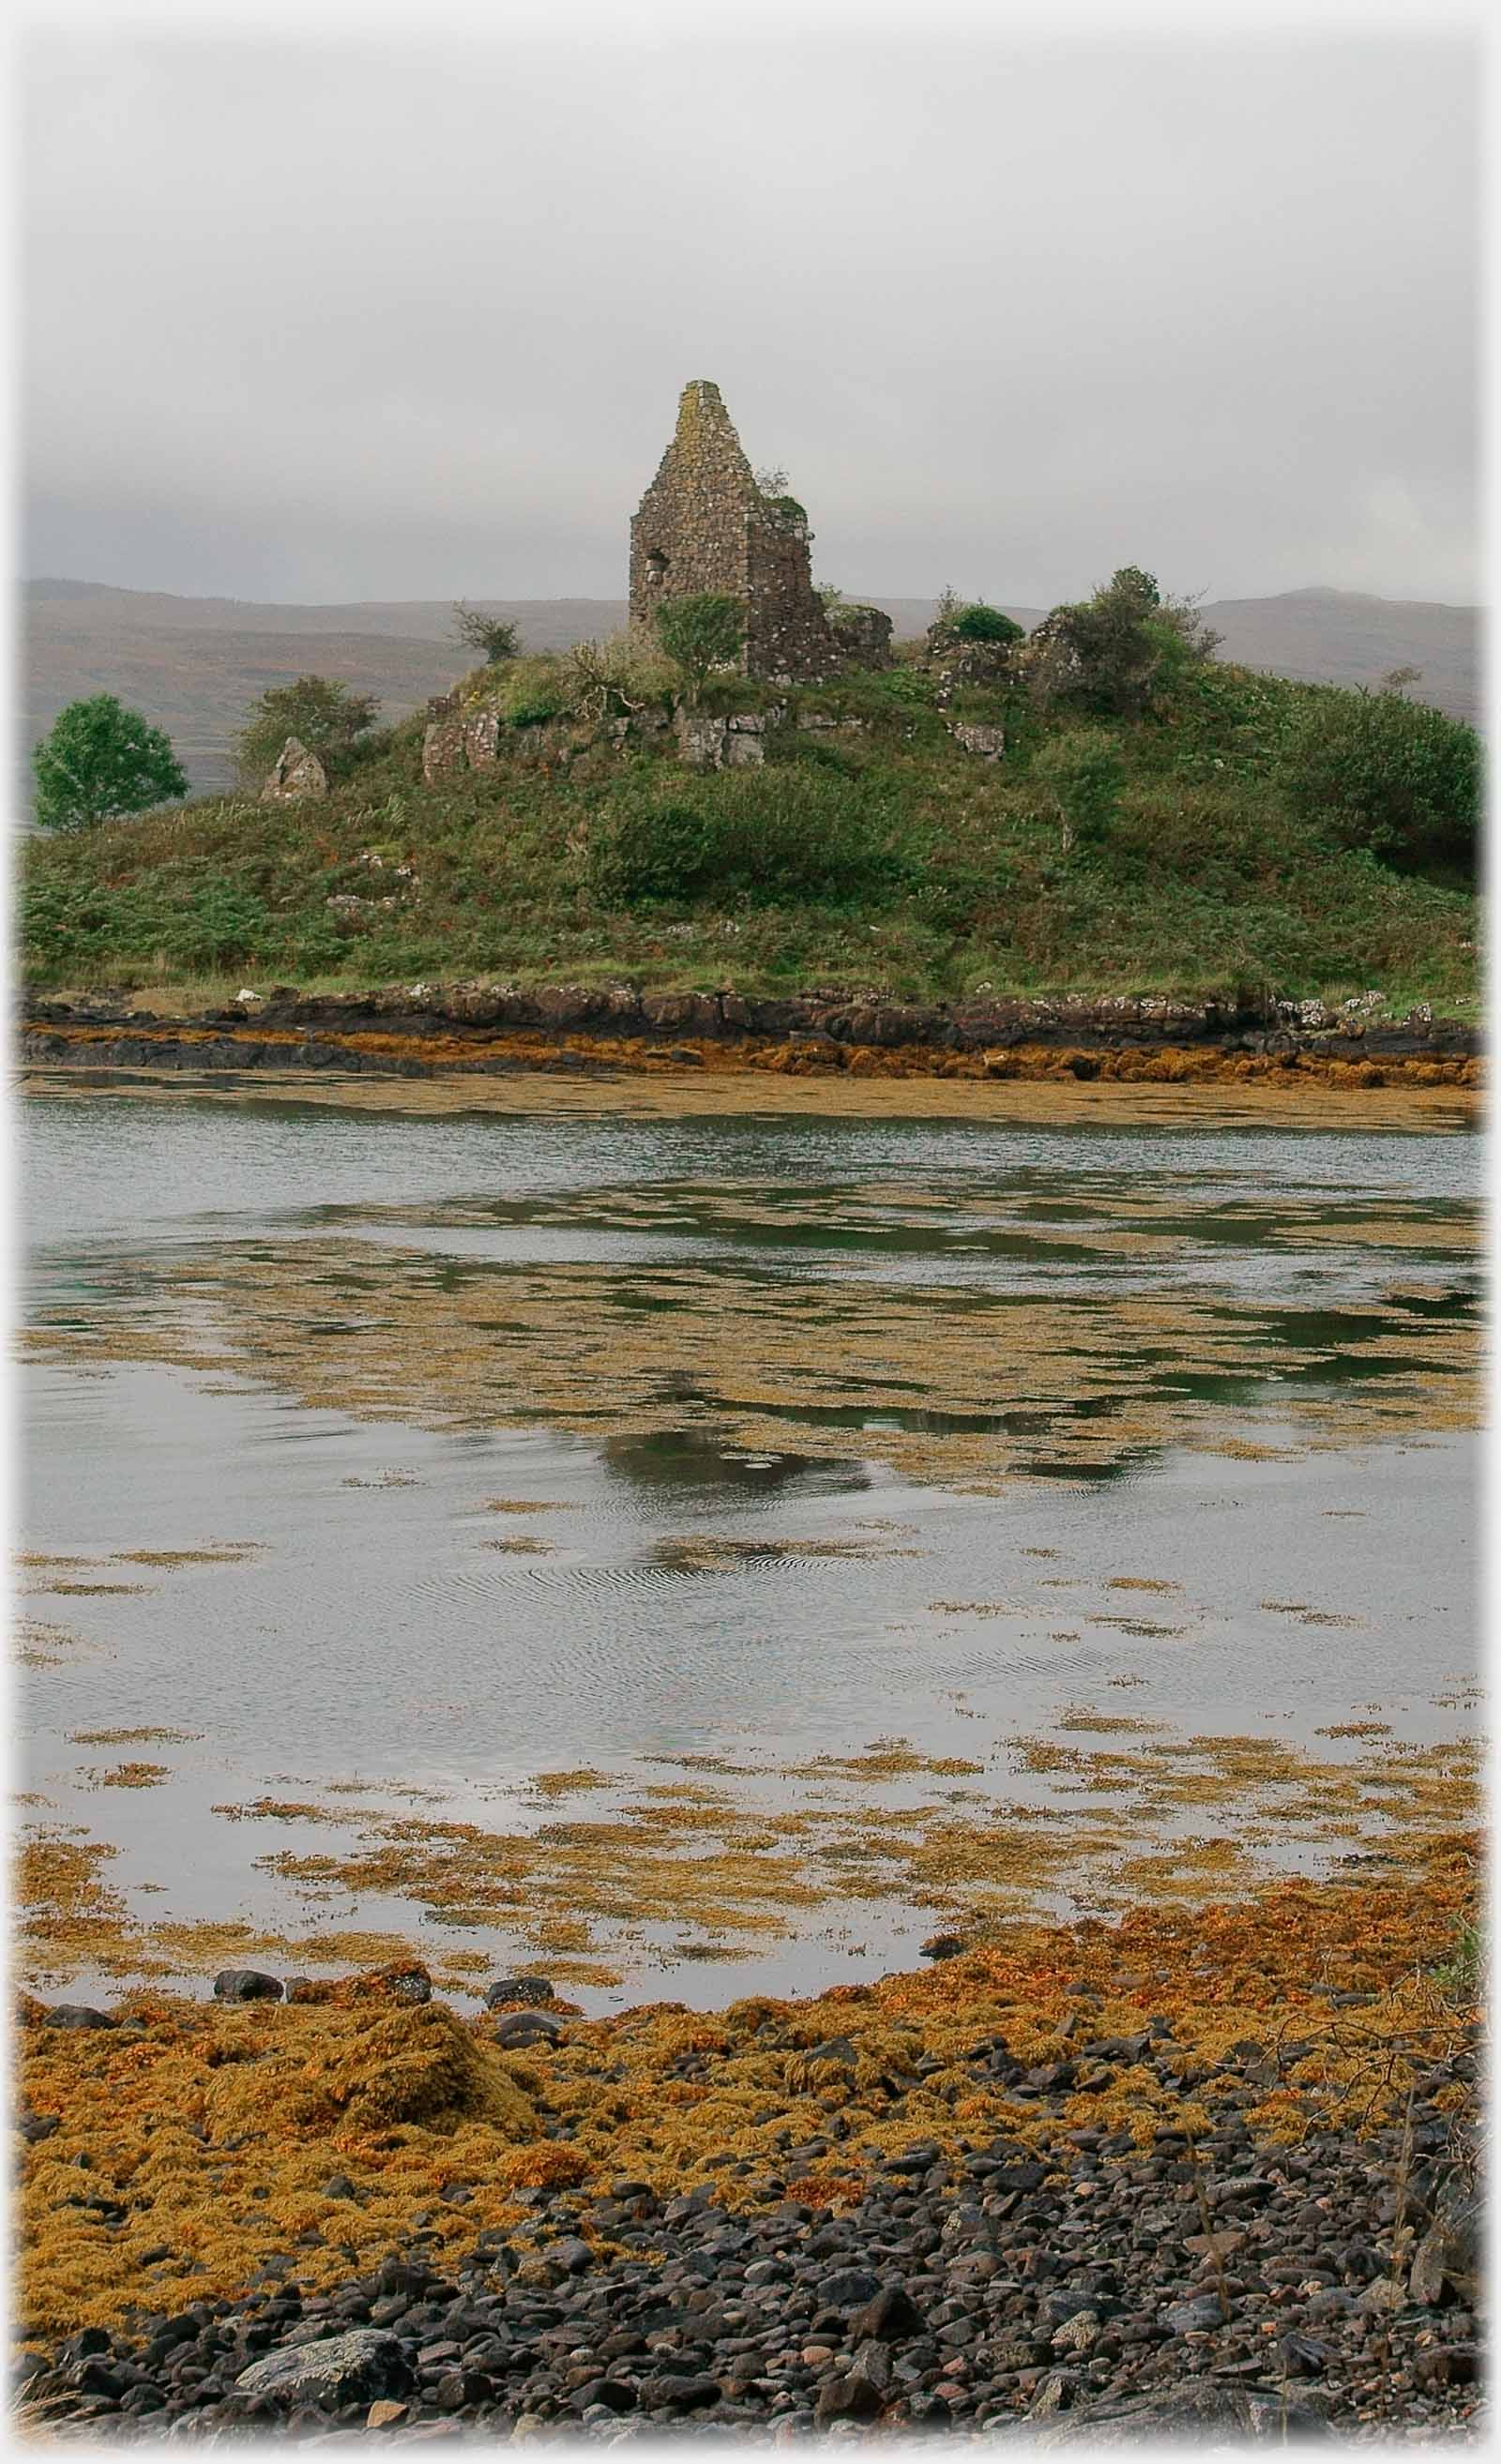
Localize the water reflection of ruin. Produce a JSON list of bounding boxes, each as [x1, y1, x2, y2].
[[600, 1428, 870, 1499]]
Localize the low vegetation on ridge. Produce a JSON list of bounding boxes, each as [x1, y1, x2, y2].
[[20, 570, 1481, 1016]]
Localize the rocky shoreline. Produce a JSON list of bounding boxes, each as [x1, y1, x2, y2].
[[15, 1841, 1485, 2444], [14, 2085, 1484, 2445], [19, 986, 1481, 1091]]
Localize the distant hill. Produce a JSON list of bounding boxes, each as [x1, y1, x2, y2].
[[20, 579, 1480, 802]]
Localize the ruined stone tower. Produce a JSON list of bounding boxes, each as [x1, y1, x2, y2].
[[629, 380, 837, 683]]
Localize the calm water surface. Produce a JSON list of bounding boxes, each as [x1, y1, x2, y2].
[[20, 1091, 1480, 2004]]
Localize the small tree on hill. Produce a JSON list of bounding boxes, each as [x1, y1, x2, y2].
[[452, 604, 522, 664], [233, 676, 379, 789], [655, 594, 747, 699], [32, 694, 188, 831]]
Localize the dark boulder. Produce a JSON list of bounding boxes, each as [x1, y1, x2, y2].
[[484, 1976, 556, 2010], [213, 1969, 284, 2003]]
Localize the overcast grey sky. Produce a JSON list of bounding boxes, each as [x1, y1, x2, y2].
[[22, 5, 1481, 607]]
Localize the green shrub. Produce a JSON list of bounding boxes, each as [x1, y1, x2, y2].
[[953, 603, 1024, 645], [32, 695, 188, 831], [585, 767, 908, 909], [159, 883, 277, 972], [1032, 726, 1127, 853], [1025, 567, 1220, 719], [19, 868, 274, 976], [485, 657, 571, 728], [1276, 685, 1482, 870]]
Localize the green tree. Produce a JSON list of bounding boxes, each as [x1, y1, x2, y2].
[[655, 594, 748, 698], [1277, 684, 1481, 871], [451, 604, 521, 664], [32, 695, 188, 832], [233, 676, 380, 789]]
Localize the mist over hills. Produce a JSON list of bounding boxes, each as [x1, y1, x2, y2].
[[23, 579, 1480, 802]]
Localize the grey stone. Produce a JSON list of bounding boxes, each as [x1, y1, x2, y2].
[[42, 2004, 116, 2030], [819, 2266, 881, 2309], [945, 720, 1007, 762], [260, 737, 327, 802], [1162, 2293, 1225, 2335], [235, 2330, 413, 2410], [1410, 2183, 1481, 2305], [1032, 2381, 1329, 2442], [422, 719, 467, 782], [674, 708, 729, 771]]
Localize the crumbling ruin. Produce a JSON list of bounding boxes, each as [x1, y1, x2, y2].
[[630, 380, 887, 684]]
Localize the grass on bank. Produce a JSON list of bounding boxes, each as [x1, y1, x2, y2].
[[17, 648, 1481, 1017]]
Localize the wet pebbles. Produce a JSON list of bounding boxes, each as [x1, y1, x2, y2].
[[16, 2071, 1483, 2442]]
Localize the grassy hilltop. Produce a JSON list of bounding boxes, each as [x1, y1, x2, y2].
[[19, 630, 1480, 1020]]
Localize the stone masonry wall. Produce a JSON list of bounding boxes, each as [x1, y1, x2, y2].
[[629, 379, 836, 684], [744, 508, 838, 681]]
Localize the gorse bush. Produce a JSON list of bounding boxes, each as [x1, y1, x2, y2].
[[584, 767, 910, 909], [1276, 684, 1482, 872]]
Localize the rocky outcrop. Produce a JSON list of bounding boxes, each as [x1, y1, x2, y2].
[[421, 693, 508, 783], [260, 738, 327, 802], [674, 706, 777, 771], [18, 988, 1480, 1095]]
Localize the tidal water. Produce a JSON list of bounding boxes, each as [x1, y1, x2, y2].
[[19, 1089, 1481, 2005]]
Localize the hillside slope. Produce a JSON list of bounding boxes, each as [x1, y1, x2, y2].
[[19, 647, 1478, 1020]]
